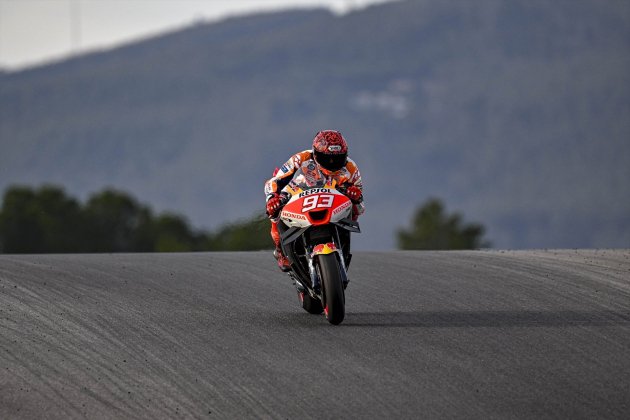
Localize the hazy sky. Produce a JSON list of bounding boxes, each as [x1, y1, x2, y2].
[[0, 0, 393, 70]]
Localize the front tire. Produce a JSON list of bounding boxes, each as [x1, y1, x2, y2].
[[318, 253, 345, 325]]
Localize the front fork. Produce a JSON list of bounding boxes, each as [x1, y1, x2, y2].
[[337, 251, 350, 289], [308, 242, 349, 294], [307, 254, 320, 295]]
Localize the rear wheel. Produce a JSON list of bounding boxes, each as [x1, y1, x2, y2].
[[298, 290, 323, 314], [318, 254, 345, 325]]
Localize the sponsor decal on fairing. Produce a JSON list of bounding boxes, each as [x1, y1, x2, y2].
[[298, 188, 334, 197], [281, 210, 308, 221], [332, 200, 352, 217], [312, 242, 337, 256]]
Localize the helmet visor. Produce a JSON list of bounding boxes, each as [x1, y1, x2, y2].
[[314, 150, 347, 172]]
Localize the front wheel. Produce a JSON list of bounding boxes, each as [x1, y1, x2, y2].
[[318, 253, 345, 325]]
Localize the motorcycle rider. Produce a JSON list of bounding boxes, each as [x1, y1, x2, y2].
[[264, 130, 364, 272]]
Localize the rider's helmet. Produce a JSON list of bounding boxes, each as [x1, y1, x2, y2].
[[312, 130, 348, 173]]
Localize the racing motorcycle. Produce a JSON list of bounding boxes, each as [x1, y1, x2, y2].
[[276, 167, 360, 325]]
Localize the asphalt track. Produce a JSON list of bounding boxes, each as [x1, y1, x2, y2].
[[1, 250, 629, 419]]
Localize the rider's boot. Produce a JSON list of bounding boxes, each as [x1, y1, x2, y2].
[[271, 220, 291, 272], [274, 246, 291, 272]]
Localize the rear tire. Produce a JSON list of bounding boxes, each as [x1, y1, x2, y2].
[[318, 254, 345, 325], [299, 291, 323, 314]]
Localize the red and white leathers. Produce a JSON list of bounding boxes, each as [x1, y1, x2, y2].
[[265, 149, 365, 251]]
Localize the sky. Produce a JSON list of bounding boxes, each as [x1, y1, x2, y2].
[[0, 0, 392, 70]]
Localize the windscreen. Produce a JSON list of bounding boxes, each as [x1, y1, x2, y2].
[[288, 166, 326, 190]]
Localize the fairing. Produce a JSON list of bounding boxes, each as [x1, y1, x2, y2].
[[279, 167, 352, 228]]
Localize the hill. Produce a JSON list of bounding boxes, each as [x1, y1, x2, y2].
[[1, 0, 629, 249]]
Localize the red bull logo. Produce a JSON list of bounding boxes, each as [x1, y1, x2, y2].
[[312, 242, 337, 256]]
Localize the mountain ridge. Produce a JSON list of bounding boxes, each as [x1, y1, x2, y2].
[[1, 0, 629, 249]]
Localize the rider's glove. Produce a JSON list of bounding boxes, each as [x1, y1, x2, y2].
[[345, 185, 363, 203], [266, 193, 284, 219]]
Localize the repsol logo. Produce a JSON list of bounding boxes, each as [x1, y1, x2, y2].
[[299, 188, 332, 198]]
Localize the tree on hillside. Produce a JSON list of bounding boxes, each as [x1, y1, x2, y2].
[[152, 214, 205, 252], [206, 215, 271, 251], [0, 186, 85, 253], [397, 198, 490, 250], [0, 185, 273, 253], [83, 189, 154, 252]]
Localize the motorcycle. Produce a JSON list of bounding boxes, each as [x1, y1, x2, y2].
[[276, 167, 360, 325]]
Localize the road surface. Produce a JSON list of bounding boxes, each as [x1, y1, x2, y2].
[[1, 250, 629, 419]]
